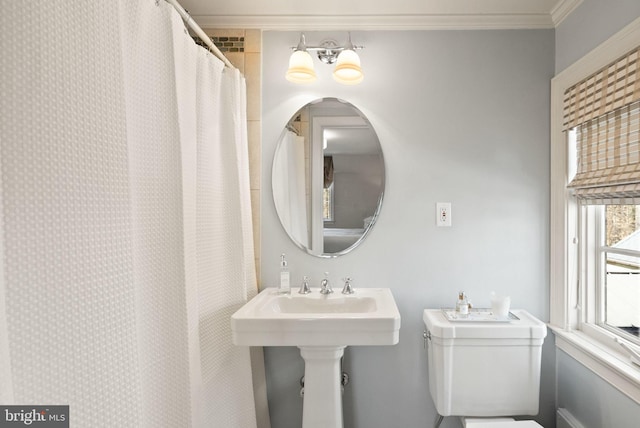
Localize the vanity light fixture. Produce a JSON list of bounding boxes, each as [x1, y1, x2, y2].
[[285, 33, 317, 84], [285, 32, 364, 85]]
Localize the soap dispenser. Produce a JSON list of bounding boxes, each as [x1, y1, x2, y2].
[[279, 253, 290, 294]]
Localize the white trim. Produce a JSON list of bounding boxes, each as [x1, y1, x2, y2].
[[550, 15, 640, 402], [550, 0, 583, 27], [186, 0, 585, 30], [557, 407, 586, 428], [191, 14, 555, 31], [552, 327, 640, 404]]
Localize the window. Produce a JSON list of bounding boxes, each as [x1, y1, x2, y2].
[[603, 205, 640, 340], [551, 19, 640, 403], [576, 202, 640, 345], [323, 155, 334, 222], [323, 182, 334, 222], [566, 98, 640, 348]]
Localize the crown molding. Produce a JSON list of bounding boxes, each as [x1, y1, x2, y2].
[[550, 0, 583, 27], [193, 14, 555, 31]]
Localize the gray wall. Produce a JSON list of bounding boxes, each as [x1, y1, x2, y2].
[[555, 0, 640, 74], [262, 29, 554, 428], [331, 154, 382, 229], [557, 350, 640, 428], [554, 0, 640, 426]]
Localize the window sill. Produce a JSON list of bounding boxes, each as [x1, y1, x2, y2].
[[550, 325, 640, 405]]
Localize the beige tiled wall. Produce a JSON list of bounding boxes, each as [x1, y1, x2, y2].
[[201, 29, 262, 287]]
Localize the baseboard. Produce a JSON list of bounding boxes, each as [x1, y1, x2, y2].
[[556, 408, 585, 428]]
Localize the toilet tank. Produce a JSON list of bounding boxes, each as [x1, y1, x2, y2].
[[423, 309, 547, 417]]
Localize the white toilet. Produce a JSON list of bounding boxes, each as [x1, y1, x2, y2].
[[423, 309, 547, 428]]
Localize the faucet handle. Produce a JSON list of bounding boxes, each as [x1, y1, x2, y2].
[[341, 277, 354, 294], [298, 276, 311, 294]]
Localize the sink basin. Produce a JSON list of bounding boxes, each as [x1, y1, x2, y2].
[[231, 287, 401, 346], [265, 295, 377, 314]]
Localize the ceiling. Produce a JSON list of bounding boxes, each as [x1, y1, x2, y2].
[[178, 0, 582, 30]]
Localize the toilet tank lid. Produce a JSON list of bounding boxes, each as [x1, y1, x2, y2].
[[423, 309, 547, 340]]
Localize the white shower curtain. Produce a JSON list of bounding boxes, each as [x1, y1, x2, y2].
[[0, 1, 262, 427], [272, 131, 309, 247]]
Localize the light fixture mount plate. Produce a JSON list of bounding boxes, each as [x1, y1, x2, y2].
[[316, 39, 341, 64]]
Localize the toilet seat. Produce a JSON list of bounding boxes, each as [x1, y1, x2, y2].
[[463, 417, 543, 428]]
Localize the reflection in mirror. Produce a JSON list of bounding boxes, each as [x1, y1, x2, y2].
[[272, 98, 384, 257]]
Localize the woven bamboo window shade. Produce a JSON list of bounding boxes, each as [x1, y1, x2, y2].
[[565, 46, 640, 204]]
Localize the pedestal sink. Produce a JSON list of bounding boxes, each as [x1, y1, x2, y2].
[[231, 287, 401, 428]]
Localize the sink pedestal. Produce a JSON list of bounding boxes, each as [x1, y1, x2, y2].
[[231, 288, 401, 427], [299, 346, 346, 428]]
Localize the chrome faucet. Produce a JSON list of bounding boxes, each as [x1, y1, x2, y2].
[[319, 272, 333, 294], [341, 277, 354, 294], [298, 275, 311, 294]]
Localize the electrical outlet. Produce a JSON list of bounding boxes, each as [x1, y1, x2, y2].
[[436, 202, 452, 227]]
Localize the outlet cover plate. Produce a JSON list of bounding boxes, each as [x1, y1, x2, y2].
[[436, 202, 451, 227]]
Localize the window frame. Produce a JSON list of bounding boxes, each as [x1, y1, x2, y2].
[[323, 182, 335, 223], [577, 204, 640, 348], [550, 16, 640, 404], [598, 206, 640, 345]]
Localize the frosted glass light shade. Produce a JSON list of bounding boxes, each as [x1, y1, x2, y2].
[[286, 50, 317, 83], [332, 49, 363, 85]]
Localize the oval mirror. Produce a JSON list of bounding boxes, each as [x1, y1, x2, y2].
[[272, 98, 385, 257]]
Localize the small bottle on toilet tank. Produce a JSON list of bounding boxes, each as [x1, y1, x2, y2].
[[456, 291, 469, 317]]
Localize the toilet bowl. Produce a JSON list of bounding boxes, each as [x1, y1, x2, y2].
[[423, 309, 547, 428], [462, 417, 543, 427]]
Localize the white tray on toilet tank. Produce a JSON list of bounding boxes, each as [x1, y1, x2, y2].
[[424, 309, 547, 417], [441, 308, 519, 322]]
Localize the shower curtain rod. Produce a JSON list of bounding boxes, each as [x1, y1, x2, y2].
[[165, 0, 235, 69]]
